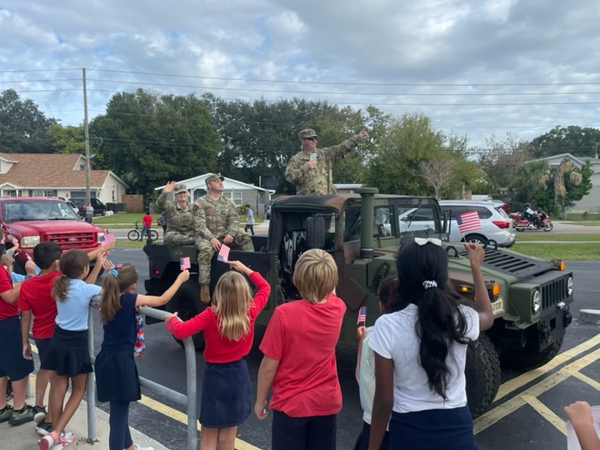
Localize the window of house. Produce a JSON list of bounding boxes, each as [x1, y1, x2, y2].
[[223, 191, 243, 207], [3, 190, 17, 197]]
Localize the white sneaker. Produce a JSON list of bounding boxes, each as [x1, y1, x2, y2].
[[134, 445, 155, 450]]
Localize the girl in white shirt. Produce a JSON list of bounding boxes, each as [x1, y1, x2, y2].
[[368, 239, 494, 450]]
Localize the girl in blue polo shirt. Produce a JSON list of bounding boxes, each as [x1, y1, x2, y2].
[[38, 249, 107, 450]]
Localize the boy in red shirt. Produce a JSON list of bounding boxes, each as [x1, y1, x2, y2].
[[0, 230, 34, 426], [254, 248, 346, 450], [140, 210, 153, 241], [19, 242, 62, 435]]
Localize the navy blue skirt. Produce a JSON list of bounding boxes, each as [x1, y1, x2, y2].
[[389, 406, 478, 450], [200, 359, 250, 428], [95, 345, 141, 403], [41, 326, 92, 377]]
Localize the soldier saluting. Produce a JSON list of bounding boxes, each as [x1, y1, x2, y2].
[[285, 128, 368, 195]]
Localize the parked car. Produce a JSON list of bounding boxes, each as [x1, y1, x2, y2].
[[439, 200, 515, 247], [71, 198, 107, 216]]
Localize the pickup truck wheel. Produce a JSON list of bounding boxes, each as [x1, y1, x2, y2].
[[500, 337, 563, 372], [166, 281, 206, 351], [465, 334, 501, 418]]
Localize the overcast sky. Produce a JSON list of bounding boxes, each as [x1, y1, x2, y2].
[[2, 0, 600, 149]]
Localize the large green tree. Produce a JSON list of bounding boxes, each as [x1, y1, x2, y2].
[[203, 95, 377, 193], [90, 89, 221, 195], [0, 89, 57, 152], [476, 134, 531, 196], [364, 113, 476, 197], [529, 125, 600, 159]]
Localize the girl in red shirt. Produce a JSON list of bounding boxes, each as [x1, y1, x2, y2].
[[164, 261, 270, 450]]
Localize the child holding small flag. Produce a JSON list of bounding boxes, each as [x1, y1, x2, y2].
[[367, 239, 494, 450], [164, 261, 269, 450], [95, 263, 189, 450], [353, 276, 397, 450]]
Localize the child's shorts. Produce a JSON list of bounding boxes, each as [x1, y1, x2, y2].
[[41, 326, 92, 376], [200, 358, 251, 427], [0, 316, 34, 380], [35, 337, 52, 362]]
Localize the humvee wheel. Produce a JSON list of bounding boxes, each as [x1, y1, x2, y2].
[[500, 337, 563, 372], [165, 281, 206, 351], [465, 334, 501, 418]]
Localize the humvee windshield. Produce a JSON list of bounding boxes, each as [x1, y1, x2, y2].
[[344, 198, 442, 242]]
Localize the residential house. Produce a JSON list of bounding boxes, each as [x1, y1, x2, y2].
[[155, 173, 275, 214], [0, 153, 128, 206], [530, 153, 600, 212]]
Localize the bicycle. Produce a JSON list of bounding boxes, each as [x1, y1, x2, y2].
[[128, 221, 159, 241]]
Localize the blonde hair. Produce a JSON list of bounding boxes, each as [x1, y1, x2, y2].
[[293, 249, 338, 303], [211, 271, 253, 341], [0, 254, 14, 270]]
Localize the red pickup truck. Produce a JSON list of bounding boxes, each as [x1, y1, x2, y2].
[[0, 197, 106, 273]]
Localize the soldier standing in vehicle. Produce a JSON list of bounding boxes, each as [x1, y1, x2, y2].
[[156, 182, 202, 248], [194, 174, 254, 303], [285, 128, 368, 195]]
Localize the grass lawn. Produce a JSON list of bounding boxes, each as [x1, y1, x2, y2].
[[562, 221, 600, 226], [512, 242, 600, 261], [514, 233, 600, 242]]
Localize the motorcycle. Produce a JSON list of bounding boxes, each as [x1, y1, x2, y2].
[[510, 212, 553, 232]]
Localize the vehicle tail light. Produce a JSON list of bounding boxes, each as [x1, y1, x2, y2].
[[492, 220, 511, 229]]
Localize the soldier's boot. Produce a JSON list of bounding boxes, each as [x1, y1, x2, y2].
[[200, 284, 211, 304]]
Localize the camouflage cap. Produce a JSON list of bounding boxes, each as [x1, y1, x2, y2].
[[298, 129, 318, 139], [205, 173, 224, 185], [174, 183, 188, 194]]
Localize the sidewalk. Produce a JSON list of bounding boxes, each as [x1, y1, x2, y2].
[[3, 384, 170, 450]]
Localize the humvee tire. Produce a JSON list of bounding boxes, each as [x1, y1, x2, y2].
[[465, 334, 501, 418], [500, 337, 564, 372]]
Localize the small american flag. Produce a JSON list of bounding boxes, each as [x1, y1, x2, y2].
[[180, 257, 191, 270], [99, 233, 116, 246], [457, 211, 481, 234], [217, 244, 230, 262], [357, 306, 367, 325]]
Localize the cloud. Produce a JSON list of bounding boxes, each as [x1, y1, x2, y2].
[[2, 0, 600, 147]]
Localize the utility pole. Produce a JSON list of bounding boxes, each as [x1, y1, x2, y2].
[[83, 68, 91, 205]]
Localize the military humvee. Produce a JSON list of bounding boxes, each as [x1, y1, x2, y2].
[[144, 187, 573, 417]]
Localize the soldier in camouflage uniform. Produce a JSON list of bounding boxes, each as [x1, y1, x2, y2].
[[194, 173, 254, 302], [156, 181, 202, 249], [285, 128, 368, 195]]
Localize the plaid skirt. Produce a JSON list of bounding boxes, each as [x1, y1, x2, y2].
[[199, 358, 251, 428]]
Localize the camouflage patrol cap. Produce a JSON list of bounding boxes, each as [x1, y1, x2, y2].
[[174, 183, 188, 194], [205, 173, 224, 185], [298, 129, 318, 139]]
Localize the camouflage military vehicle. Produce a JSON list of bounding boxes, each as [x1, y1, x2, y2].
[[144, 188, 573, 417]]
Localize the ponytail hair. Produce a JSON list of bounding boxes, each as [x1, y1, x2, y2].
[[393, 239, 470, 400], [52, 249, 90, 302], [101, 264, 138, 322]]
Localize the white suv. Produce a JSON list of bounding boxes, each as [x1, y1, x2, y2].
[[439, 200, 516, 248]]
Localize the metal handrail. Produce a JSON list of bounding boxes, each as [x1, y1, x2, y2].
[[86, 306, 197, 450]]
